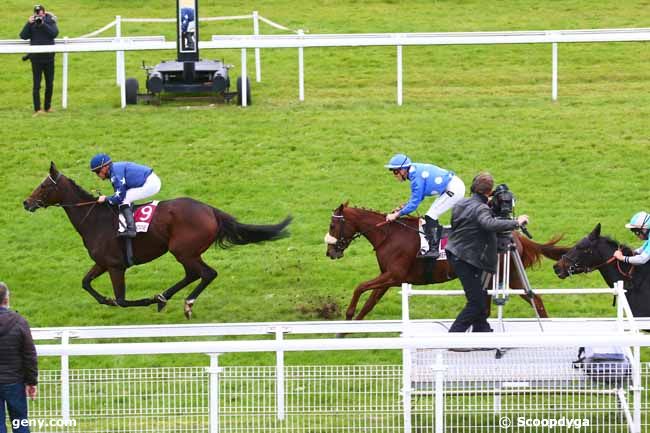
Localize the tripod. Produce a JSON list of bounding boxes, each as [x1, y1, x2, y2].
[[492, 229, 544, 358]]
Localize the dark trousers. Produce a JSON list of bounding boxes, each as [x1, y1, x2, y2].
[[0, 383, 30, 433], [31, 60, 55, 111], [447, 252, 492, 333]]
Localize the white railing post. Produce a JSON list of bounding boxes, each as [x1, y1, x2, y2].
[[207, 353, 221, 433], [401, 283, 411, 325], [60, 331, 70, 422], [240, 48, 248, 107], [434, 351, 445, 433], [115, 16, 123, 86], [252, 11, 261, 82], [62, 37, 68, 109], [275, 329, 285, 420], [552, 41, 558, 101], [402, 346, 412, 433], [298, 29, 305, 102], [396, 44, 403, 106]]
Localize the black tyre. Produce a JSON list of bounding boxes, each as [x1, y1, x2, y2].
[[125, 78, 139, 105], [236, 77, 252, 106]]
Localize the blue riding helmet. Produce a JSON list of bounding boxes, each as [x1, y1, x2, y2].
[[625, 211, 650, 229], [384, 154, 412, 170], [90, 153, 112, 172]]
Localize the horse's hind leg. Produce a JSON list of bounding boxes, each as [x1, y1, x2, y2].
[[510, 273, 549, 318], [107, 268, 156, 307], [156, 263, 201, 312], [82, 264, 113, 305], [183, 258, 218, 319]]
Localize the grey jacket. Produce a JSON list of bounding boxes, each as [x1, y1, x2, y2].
[[445, 193, 519, 273], [0, 307, 38, 385]]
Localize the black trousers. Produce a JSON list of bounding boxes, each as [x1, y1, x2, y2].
[[31, 60, 55, 111], [447, 252, 492, 333]]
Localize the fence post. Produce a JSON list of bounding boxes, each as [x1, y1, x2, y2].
[[116, 16, 123, 86], [396, 44, 403, 106], [60, 331, 70, 422], [402, 347, 412, 433], [434, 352, 445, 433], [298, 30, 305, 102], [241, 48, 248, 107], [207, 353, 221, 433], [252, 11, 261, 83], [552, 41, 558, 101], [62, 37, 68, 109], [275, 329, 285, 420]]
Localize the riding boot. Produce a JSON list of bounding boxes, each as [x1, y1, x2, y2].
[[118, 204, 137, 238], [418, 216, 440, 259]]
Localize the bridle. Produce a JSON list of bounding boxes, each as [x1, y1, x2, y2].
[[32, 172, 99, 224], [325, 214, 363, 253], [561, 244, 634, 280]]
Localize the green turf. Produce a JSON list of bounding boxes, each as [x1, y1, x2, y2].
[[1, 1, 650, 368]]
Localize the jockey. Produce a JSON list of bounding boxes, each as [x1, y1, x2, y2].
[[90, 153, 161, 238], [385, 153, 465, 259], [614, 211, 650, 265]]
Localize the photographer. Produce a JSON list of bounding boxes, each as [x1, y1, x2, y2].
[[19, 5, 59, 116], [445, 172, 528, 334]]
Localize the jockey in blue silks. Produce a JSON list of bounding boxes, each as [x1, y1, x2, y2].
[[614, 211, 650, 265], [90, 153, 161, 238], [385, 153, 466, 259]]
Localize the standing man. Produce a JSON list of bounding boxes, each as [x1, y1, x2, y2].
[[385, 153, 466, 259], [20, 5, 59, 116], [445, 173, 528, 333], [0, 282, 38, 433]]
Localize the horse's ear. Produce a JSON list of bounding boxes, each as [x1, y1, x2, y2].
[[49, 161, 58, 175], [589, 223, 602, 240], [343, 200, 349, 208]]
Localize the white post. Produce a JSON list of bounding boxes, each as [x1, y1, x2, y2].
[[396, 44, 403, 106], [115, 16, 123, 86], [402, 347, 412, 433], [275, 329, 285, 420], [252, 11, 261, 83], [434, 352, 445, 433], [240, 48, 248, 107], [633, 345, 641, 433], [60, 331, 70, 422], [62, 37, 68, 109], [119, 61, 126, 109], [207, 354, 221, 433], [552, 42, 558, 101], [401, 283, 411, 325], [298, 30, 305, 102]]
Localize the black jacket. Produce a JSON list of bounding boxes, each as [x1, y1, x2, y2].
[[445, 193, 519, 273], [0, 307, 38, 385], [19, 13, 59, 63]]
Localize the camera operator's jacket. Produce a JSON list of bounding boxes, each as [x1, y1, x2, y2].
[[19, 13, 58, 63], [445, 193, 519, 273]]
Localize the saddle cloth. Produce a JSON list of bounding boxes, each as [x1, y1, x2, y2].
[[118, 201, 159, 234]]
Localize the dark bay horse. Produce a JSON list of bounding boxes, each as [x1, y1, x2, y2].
[[325, 203, 569, 321], [553, 223, 650, 316], [23, 162, 292, 318]]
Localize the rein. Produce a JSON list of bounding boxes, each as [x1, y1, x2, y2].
[[327, 213, 421, 253], [563, 247, 635, 280]]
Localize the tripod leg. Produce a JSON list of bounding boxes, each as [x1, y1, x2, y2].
[[511, 250, 544, 331]]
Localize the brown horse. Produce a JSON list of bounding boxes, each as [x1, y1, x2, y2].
[[23, 162, 291, 318], [325, 203, 569, 321]]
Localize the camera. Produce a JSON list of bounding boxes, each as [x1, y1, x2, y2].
[[33, 15, 43, 25], [491, 183, 515, 219]]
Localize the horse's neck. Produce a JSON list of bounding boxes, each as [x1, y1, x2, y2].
[[60, 185, 111, 238], [349, 211, 388, 246], [598, 239, 625, 287]]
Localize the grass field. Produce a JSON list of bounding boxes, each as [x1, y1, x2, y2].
[[1, 1, 650, 368]]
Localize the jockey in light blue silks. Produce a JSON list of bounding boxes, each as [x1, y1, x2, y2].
[[614, 211, 650, 265], [90, 153, 161, 238], [385, 153, 466, 259]]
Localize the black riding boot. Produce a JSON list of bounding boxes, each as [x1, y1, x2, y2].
[[418, 216, 440, 259], [118, 204, 137, 238]]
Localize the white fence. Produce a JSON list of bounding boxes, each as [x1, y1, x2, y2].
[[25, 283, 650, 433], [2, 25, 650, 108]]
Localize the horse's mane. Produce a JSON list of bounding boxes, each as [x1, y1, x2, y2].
[[64, 175, 96, 201], [346, 205, 420, 223], [600, 234, 634, 256]]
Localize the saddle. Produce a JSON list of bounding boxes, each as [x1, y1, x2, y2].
[[117, 201, 159, 235]]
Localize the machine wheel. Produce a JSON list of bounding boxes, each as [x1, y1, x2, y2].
[[125, 78, 139, 105], [236, 77, 252, 106]]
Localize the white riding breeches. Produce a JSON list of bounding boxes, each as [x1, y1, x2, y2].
[[123, 172, 161, 205], [425, 175, 466, 220]]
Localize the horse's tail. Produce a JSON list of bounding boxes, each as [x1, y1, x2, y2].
[[515, 232, 570, 268], [212, 209, 292, 248]]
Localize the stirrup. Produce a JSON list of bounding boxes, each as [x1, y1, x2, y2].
[[417, 248, 439, 259], [117, 229, 136, 238]]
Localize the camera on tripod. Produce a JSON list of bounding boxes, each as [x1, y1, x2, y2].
[[491, 183, 515, 219]]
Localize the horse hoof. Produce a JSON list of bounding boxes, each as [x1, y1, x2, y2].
[[184, 301, 194, 320], [104, 298, 118, 306], [155, 294, 167, 312]]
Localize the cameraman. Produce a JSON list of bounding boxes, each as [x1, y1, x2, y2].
[[445, 172, 528, 334], [19, 5, 59, 115]]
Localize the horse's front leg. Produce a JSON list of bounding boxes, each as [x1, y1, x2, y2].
[[82, 264, 113, 305], [107, 268, 157, 307], [345, 272, 401, 320], [509, 273, 549, 318]]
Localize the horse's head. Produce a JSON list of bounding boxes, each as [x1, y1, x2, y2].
[[23, 162, 67, 212], [553, 223, 615, 278], [325, 202, 360, 259]]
